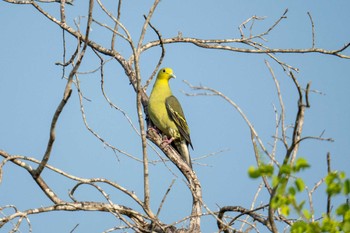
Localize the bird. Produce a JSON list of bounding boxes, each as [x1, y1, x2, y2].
[[148, 67, 193, 168]]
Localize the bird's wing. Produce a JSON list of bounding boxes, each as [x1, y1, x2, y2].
[[165, 95, 193, 149]]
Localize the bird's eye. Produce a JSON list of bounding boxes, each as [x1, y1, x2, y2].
[[162, 69, 166, 72]]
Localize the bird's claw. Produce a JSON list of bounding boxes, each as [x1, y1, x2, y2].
[[161, 136, 174, 146]]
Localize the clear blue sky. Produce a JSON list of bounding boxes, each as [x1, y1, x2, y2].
[[1, 0, 349, 232]]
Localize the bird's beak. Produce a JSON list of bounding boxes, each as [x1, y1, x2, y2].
[[170, 73, 176, 79]]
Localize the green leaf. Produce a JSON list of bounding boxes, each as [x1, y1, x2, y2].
[[339, 171, 346, 179], [303, 209, 311, 220], [291, 221, 307, 233], [294, 157, 310, 172], [248, 166, 260, 179], [271, 195, 284, 209], [325, 171, 337, 185], [297, 200, 305, 211], [327, 182, 342, 196], [326, 171, 343, 196], [321, 216, 339, 232], [248, 164, 274, 179], [281, 205, 290, 216], [288, 186, 296, 196], [259, 164, 274, 177], [280, 164, 292, 175], [336, 203, 350, 216], [342, 221, 350, 233], [295, 178, 305, 192]]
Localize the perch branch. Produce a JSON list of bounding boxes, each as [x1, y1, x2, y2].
[[147, 128, 203, 232]]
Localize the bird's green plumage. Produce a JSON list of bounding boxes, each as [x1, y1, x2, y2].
[[148, 68, 193, 168], [165, 96, 193, 149]]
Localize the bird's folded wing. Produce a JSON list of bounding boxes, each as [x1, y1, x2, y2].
[[165, 95, 193, 149]]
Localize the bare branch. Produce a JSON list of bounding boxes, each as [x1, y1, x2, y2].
[[34, 0, 94, 178], [183, 81, 279, 166], [59, 0, 66, 24], [69, 182, 140, 230], [1, 202, 147, 229], [239, 15, 267, 39], [5, 0, 73, 4], [142, 37, 350, 59], [143, 14, 166, 91], [240, 182, 265, 231], [111, 0, 122, 50], [265, 9, 288, 35], [326, 152, 331, 217], [74, 73, 141, 162], [136, 0, 161, 54], [288, 72, 308, 165], [306, 178, 324, 222], [0, 150, 63, 204], [251, 131, 273, 195], [265, 60, 288, 149], [156, 179, 176, 217], [95, 0, 133, 45], [307, 12, 316, 48], [3, 1, 349, 232], [217, 205, 270, 232], [128, 2, 160, 221], [147, 128, 203, 232]]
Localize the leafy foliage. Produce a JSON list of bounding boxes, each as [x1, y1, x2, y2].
[[249, 158, 350, 232]]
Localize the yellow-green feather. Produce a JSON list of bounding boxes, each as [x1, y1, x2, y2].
[[165, 96, 193, 149], [148, 68, 193, 168]]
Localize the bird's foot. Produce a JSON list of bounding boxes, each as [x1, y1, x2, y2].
[[161, 136, 174, 146]]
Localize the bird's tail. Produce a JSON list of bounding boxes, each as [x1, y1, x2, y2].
[[173, 140, 192, 168]]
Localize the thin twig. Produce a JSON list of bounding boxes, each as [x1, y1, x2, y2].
[[0, 151, 147, 212], [265, 60, 288, 150], [306, 178, 324, 222], [141, 37, 350, 59], [0, 150, 62, 204], [70, 224, 79, 233], [34, 0, 94, 178], [111, 0, 122, 50], [143, 14, 165, 91], [55, 39, 80, 68], [96, 0, 132, 44], [70, 182, 136, 229], [156, 179, 176, 217], [136, 0, 160, 54], [265, 9, 288, 35], [327, 152, 331, 217], [288, 71, 309, 166], [191, 148, 229, 162], [251, 131, 273, 195], [240, 182, 264, 231], [1, 202, 146, 230], [183, 80, 279, 166], [217, 205, 270, 232], [307, 12, 315, 48], [74, 75, 141, 162]]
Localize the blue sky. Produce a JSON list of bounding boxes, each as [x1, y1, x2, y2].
[[1, 0, 349, 232]]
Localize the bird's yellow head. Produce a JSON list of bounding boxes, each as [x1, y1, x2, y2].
[[157, 67, 176, 81]]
